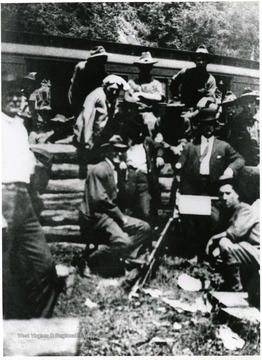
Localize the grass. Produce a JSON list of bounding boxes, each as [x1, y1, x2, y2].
[[50, 243, 260, 356]]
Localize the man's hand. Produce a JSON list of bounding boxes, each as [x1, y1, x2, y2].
[[156, 157, 164, 168], [223, 167, 234, 178], [122, 217, 128, 225], [119, 161, 127, 171], [170, 144, 184, 156]]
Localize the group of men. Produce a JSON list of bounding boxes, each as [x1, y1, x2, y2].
[[2, 43, 260, 320]]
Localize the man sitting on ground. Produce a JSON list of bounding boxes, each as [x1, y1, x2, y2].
[[78, 136, 151, 280], [206, 176, 260, 295]]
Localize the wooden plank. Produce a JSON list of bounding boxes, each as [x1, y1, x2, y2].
[[222, 307, 260, 324], [46, 179, 85, 193], [51, 163, 174, 179], [4, 318, 80, 356], [40, 209, 79, 226], [43, 225, 82, 243], [209, 292, 249, 308], [51, 163, 79, 179], [31, 143, 78, 164]]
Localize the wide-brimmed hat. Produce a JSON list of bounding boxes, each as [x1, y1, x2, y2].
[[237, 88, 259, 103], [102, 75, 130, 91], [100, 135, 128, 152], [88, 46, 108, 61], [192, 45, 212, 63], [196, 108, 218, 123], [222, 91, 237, 106], [214, 175, 236, 192], [50, 114, 69, 123], [133, 52, 158, 65], [23, 72, 37, 81]]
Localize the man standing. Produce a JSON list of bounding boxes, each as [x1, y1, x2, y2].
[[175, 108, 245, 260], [206, 176, 259, 298], [78, 137, 151, 278], [2, 80, 61, 319], [177, 108, 245, 196], [68, 45, 108, 118], [228, 88, 259, 166], [73, 74, 130, 178]]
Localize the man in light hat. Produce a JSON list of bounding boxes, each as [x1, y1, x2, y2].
[[74, 74, 130, 178], [175, 107, 245, 260], [68, 45, 108, 118], [124, 51, 165, 137], [228, 87, 259, 166], [206, 175, 259, 300], [78, 136, 151, 279]]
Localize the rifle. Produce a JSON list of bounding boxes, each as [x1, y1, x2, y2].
[[129, 209, 179, 300]]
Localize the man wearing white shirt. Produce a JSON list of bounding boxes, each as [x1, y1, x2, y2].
[[2, 81, 60, 319], [175, 108, 245, 260], [177, 108, 244, 196]]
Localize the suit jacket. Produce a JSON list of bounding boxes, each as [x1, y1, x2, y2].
[[178, 137, 245, 195], [80, 160, 125, 225]]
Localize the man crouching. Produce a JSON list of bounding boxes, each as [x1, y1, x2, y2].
[[206, 176, 260, 301], [78, 136, 151, 280]]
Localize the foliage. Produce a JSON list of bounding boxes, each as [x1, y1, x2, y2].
[[1, 2, 259, 59]]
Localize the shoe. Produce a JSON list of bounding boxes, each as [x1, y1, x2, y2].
[[72, 256, 92, 278], [124, 258, 147, 271], [121, 268, 140, 292]]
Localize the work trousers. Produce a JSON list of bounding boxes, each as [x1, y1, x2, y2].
[[2, 183, 59, 319], [219, 237, 260, 271], [79, 212, 151, 277], [125, 169, 151, 222]]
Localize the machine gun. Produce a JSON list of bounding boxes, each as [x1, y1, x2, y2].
[[129, 208, 180, 300]]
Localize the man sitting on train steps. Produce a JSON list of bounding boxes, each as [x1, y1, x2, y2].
[[78, 136, 151, 279], [206, 176, 260, 303]]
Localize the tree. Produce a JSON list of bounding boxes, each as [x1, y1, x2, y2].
[[1, 2, 259, 60]]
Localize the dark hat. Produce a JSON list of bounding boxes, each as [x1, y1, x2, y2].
[[214, 175, 237, 192], [100, 135, 128, 152], [133, 52, 158, 65], [222, 91, 237, 106], [237, 88, 259, 103], [2, 73, 22, 97], [192, 45, 212, 63], [88, 46, 108, 61], [196, 108, 218, 123]]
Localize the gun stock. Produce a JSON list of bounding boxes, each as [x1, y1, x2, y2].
[[129, 215, 178, 300]]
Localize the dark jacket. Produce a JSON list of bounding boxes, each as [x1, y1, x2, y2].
[[80, 160, 126, 225], [178, 137, 245, 195]]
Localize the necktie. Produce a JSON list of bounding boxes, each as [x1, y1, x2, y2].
[[200, 139, 209, 163]]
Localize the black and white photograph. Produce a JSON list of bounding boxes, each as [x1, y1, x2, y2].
[[1, 1, 260, 356]]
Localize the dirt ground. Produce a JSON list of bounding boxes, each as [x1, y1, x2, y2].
[[51, 243, 260, 356]]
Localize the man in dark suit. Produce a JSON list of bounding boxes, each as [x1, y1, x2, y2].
[[176, 108, 245, 196], [175, 108, 245, 260], [78, 137, 151, 278]]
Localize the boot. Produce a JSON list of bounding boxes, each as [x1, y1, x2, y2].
[[220, 263, 243, 292]]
